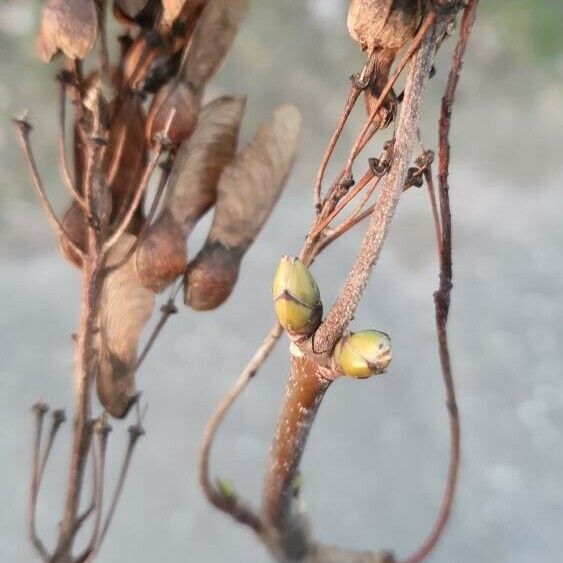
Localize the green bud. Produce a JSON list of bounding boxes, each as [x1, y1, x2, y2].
[[215, 477, 237, 502], [272, 256, 322, 338], [333, 330, 392, 379]]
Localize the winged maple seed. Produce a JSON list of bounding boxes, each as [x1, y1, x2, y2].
[[37, 0, 98, 62], [184, 103, 302, 311], [59, 94, 148, 268], [135, 95, 246, 293], [97, 234, 155, 419], [146, 0, 247, 146], [181, 0, 248, 92]]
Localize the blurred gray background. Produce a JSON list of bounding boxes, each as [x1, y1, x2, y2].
[[1, 1, 562, 562]]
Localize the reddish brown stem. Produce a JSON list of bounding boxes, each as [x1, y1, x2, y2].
[[401, 2, 479, 562], [262, 354, 331, 558]]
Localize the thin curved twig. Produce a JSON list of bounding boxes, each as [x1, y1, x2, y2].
[[197, 322, 283, 533], [314, 15, 444, 353], [57, 76, 86, 209], [401, 2, 478, 561], [341, 11, 437, 181], [313, 49, 377, 211], [13, 117, 86, 262]]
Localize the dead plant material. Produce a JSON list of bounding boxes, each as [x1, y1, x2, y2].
[[135, 95, 245, 292], [37, 0, 98, 62], [97, 235, 155, 419], [184, 103, 301, 310]]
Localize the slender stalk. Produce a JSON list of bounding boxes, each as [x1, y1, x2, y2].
[[401, 2, 478, 561], [13, 118, 85, 262], [314, 15, 445, 353], [29, 402, 50, 562], [313, 50, 377, 211], [197, 323, 283, 533]]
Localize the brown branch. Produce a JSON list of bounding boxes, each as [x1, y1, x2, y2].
[[13, 117, 86, 262], [314, 15, 445, 353], [136, 281, 181, 370], [313, 50, 377, 212], [197, 323, 283, 533], [262, 353, 332, 557], [29, 402, 50, 562], [401, 2, 479, 561], [55, 103, 107, 560], [98, 421, 145, 548], [341, 11, 437, 182], [38, 409, 66, 487], [75, 419, 111, 563], [57, 74, 86, 209], [105, 157, 173, 275], [103, 111, 174, 253]]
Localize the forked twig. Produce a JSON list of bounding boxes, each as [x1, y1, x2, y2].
[[103, 111, 175, 253], [98, 420, 145, 548], [57, 74, 86, 209], [13, 117, 86, 262], [29, 402, 50, 562], [341, 11, 437, 181], [315, 15, 445, 353], [313, 49, 378, 211]]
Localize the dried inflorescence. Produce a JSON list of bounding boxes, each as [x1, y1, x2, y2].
[[23, 1, 309, 559], [136, 95, 246, 292], [185, 104, 301, 310], [348, 0, 425, 122]]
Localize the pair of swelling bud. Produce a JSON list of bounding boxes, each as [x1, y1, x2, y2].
[[272, 257, 392, 379]]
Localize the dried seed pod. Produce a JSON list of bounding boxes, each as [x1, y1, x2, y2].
[[272, 256, 322, 339], [122, 33, 164, 89], [161, 0, 205, 27], [146, 80, 200, 146], [113, 0, 160, 27], [97, 235, 155, 418], [37, 0, 98, 62], [105, 95, 148, 226], [135, 96, 245, 292], [348, 0, 423, 123], [59, 202, 88, 267], [347, 0, 423, 53], [184, 104, 301, 310], [114, 0, 150, 19], [182, 0, 247, 92], [333, 330, 392, 379]]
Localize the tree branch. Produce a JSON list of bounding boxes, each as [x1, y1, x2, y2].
[[314, 15, 446, 353], [401, 2, 479, 561]]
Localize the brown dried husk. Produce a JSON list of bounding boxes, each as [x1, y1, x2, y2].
[[37, 0, 98, 62], [184, 104, 301, 310], [97, 234, 155, 418], [182, 0, 247, 92], [115, 0, 149, 18], [166, 95, 246, 230], [208, 103, 301, 250], [347, 0, 423, 53], [146, 80, 200, 146], [105, 95, 148, 225], [162, 0, 206, 26], [121, 34, 164, 89], [58, 96, 147, 268], [135, 95, 244, 292]]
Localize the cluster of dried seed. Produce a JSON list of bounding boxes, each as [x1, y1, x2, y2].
[[36, 0, 301, 417]]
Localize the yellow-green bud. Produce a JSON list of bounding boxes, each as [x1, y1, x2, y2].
[[215, 477, 237, 502], [272, 256, 322, 338], [333, 330, 392, 379]]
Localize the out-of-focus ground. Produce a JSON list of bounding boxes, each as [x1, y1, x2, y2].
[[1, 1, 562, 562]]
